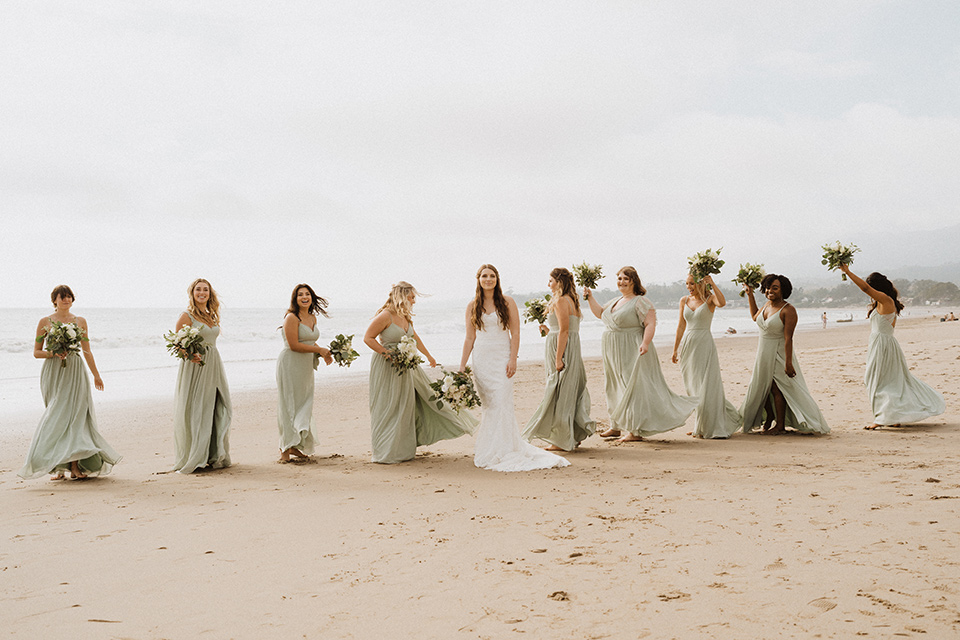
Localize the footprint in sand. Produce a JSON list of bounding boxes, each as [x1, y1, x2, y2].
[[764, 559, 786, 571], [808, 597, 837, 612]]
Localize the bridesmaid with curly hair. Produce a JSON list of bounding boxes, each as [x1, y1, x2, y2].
[[840, 264, 945, 429], [522, 267, 595, 451]]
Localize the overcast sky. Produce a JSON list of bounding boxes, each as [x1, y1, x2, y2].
[[2, 1, 959, 309]]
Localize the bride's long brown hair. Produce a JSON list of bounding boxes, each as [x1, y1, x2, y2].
[[471, 264, 510, 331]]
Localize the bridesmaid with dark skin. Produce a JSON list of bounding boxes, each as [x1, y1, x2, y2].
[[744, 276, 796, 434]]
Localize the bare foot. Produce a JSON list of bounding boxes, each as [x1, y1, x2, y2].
[[617, 434, 643, 442], [69, 461, 88, 479], [761, 425, 786, 435], [545, 444, 568, 452], [864, 423, 881, 430], [50, 471, 66, 481], [598, 429, 621, 438], [686, 431, 693, 437]]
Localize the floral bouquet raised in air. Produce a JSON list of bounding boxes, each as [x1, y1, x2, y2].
[[571, 262, 603, 299], [731, 262, 766, 297], [429, 367, 482, 413], [387, 334, 423, 375], [523, 294, 552, 337], [41, 320, 86, 368], [328, 333, 359, 368], [688, 248, 725, 283], [821, 242, 860, 280], [164, 325, 207, 367]]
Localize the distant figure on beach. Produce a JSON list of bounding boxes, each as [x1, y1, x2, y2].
[[671, 273, 740, 439], [740, 274, 829, 435], [582, 266, 695, 442], [522, 268, 595, 451], [840, 265, 945, 430], [172, 278, 232, 473], [821, 312, 827, 329], [460, 265, 568, 471], [364, 281, 476, 464], [19, 285, 120, 481], [276, 284, 333, 463]]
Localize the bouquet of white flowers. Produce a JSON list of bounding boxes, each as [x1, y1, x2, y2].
[[688, 248, 725, 283], [164, 325, 208, 367], [428, 367, 482, 413], [386, 334, 423, 375], [821, 242, 860, 280], [41, 320, 86, 368], [523, 294, 551, 337], [731, 262, 766, 297], [571, 262, 603, 298], [328, 333, 359, 368]]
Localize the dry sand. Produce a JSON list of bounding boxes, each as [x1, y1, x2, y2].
[[2, 317, 958, 639]]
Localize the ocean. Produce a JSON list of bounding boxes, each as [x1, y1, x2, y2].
[[0, 301, 873, 432]]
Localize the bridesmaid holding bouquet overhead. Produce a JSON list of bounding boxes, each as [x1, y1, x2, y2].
[[739, 274, 828, 435], [172, 278, 232, 473], [522, 267, 595, 451], [584, 266, 696, 442], [364, 281, 477, 464], [671, 274, 741, 438], [19, 285, 121, 480], [276, 284, 334, 463], [839, 264, 945, 429]]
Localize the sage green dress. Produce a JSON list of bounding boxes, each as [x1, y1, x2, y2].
[[522, 311, 595, 450], [739, 306, 829, 434], [18, 339, 121, 480], [678, 302, 741, 438], [603, 296, 697, 437], [369, 322, 477, 464], [276, 320, 320, 454], [865, 312, 945, 425], [172, 315, 232, 472]]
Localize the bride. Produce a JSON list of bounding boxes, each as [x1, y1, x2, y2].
[[460, 265, 570, 471]]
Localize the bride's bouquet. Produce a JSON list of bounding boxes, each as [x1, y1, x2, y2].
[[327, 333, 359, 368], [164, 325, 207, 367], [731, 262, 766, 297], [386, 335, 423, 375], [522, 294, 552, 337], [42, 320, 86, 368], [429, 367, 482, 413], [571, 262, 603, 298], [821, 242, 860, 280], [687, 248, 725, 283]]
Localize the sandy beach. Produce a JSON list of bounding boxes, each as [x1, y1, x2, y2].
[[2, 316, 958, 639]]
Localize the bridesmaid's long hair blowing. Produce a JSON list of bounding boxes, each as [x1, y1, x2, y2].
[[760, 274, 792, 299], [286, 283, 330, 318], [865, 272, 904, 317], [618, 266, 647, 296], [549, 267, 581, 315], [187, 278, 220, 326], [376, 281, 420, 323], [472, 264, 510, 331]]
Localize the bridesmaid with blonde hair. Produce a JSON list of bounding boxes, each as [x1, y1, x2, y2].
[[19, 285, 121, 480], [523, 267, 595, 451], [671, 273, 741, 438], [364, 281, 476, 463], [172, 278, 232, 473], [276, 283, 334, 463]]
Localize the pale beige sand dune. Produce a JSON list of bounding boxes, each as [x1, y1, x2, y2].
[[1, 317, 958, 639]]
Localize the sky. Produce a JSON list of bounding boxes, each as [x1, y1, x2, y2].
[[2, 1, 959, 309]]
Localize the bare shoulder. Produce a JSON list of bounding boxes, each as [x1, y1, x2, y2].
[[504, 295, 518, 311]]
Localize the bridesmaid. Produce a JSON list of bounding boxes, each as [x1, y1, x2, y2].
[[840, 264, 945, 429], [671, 274, 741, 438], [740, 274, 829, 435], [522, 267, 595, 451], [584, 266, 696, 442], [363, 281, 477, 464], [277, 283, 334, 463], [19, 285, 121, 480], [172, 278, 232, 473]]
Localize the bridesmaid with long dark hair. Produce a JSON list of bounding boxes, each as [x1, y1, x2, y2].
[[19, 285, 120, 480], [840, 264, 945, 429], [277, 283, 334, 462], [172, 278, 232, 473], [522, 267, 595, 451]]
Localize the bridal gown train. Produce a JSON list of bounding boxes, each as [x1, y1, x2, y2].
[[472, 313, 569, 471]]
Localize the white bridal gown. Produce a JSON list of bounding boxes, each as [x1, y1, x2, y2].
[[472, 313, 570, 471]]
